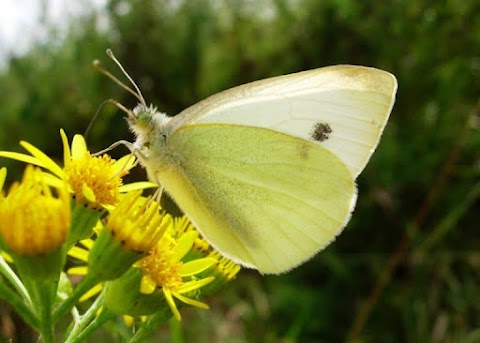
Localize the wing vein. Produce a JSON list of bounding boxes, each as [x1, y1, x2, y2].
[[192, 159, 346, 227]]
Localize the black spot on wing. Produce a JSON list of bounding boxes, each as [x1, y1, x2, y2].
[[310, 122, 332, 142]]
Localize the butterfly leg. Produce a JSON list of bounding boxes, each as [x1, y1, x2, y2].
[[152, 186, 164, 203], [92, 140, 136, 156]]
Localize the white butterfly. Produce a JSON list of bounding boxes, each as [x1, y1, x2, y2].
[[100, 50, 397, 274]]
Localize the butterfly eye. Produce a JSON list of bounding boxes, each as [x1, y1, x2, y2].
[[137, 112, 151, 127]]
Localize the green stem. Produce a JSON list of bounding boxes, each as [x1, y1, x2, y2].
[[10, 250, 65, 342], [30, 280, 56, 343], [128, 304, 173, 343], [0, 280, 39, 329], [0, 254, 31, 306], [169, 318, 183, 343], [69, 310, 114, 343], [53, 274, 97, 322], [64, 291, 114, 343]]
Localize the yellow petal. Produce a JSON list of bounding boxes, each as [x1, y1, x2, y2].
[[67, 266, 88, 275], [112, 154, 136, 174], [118, 182, 158, 193], [79, 283, 103, 302], [172, 291, 209, 310], [79, 238, 95, 249], [0, 167, 6, 190], [179, 257, 216, 277], [175, 277, 215, 294], [82, 184, 97, 203], [123, 315, 134, 327], [71, 134, 88, 159], [0, 151, 46, 168], [1, 251, 13, 263], [40, 171, 67, 190], [140, 276, 156, 295], [173, 231, 198, 261], [163, 288, 181, 321], [19, 141, 66, 178], [60, 129, 71, 167], [67, 246, 90, 262]]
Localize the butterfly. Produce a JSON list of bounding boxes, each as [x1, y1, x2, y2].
[[98, 50, 397, 274]]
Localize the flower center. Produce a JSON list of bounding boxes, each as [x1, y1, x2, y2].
[[139, 240, 183, 289], [65, 154, 124, 207]]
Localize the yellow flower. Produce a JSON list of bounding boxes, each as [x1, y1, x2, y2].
[[207, 251, 242, 282], [0, 129, 155, 209], [105, 191, 170, 253], [67, 191, 171, 301], [0, 166, 70, 256], [67, 205, 240, 321], [137, 227, 216, 321], [170, 217, 241, 288]]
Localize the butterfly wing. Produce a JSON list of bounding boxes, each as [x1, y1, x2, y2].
[[170, 65, 397, 178], [152, 124, 356, 274]]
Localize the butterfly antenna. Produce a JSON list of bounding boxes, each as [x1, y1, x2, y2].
[[84, 98, 135, 140], [106, 49, 147, 106], [92, 57, 144, 105], [84, 99, 131, 138]]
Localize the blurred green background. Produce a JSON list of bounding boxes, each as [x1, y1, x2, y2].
[[0, 0, 479, 342]]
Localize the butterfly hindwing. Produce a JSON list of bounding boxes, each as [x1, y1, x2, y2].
[[150, 124, 356, 274]]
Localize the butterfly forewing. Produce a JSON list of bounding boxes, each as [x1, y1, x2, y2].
[[170, 65, 397, 178]]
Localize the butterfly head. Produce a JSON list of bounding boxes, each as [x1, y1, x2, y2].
[[128, 103, 171, 152]]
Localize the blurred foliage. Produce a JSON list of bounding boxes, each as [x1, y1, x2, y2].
[[0, 0, 479, 342]]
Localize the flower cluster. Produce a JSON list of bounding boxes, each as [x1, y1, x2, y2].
[[0, 130, 240, 342]]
